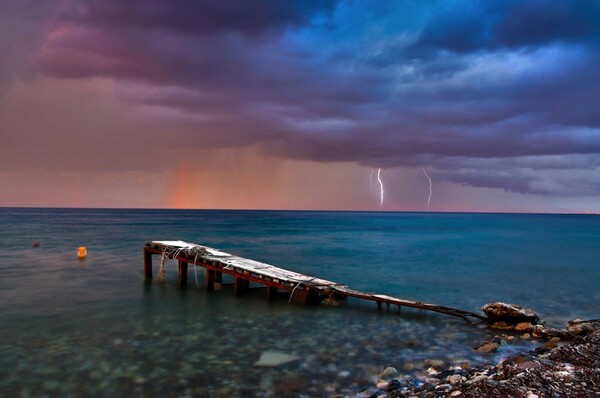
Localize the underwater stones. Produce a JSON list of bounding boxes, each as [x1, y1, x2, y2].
[[475, 342, 499, 353], [338, 370, 351, 378], [482, 302, 540, 324], [254, 351, 299, 367], [379, 367, 399, 381], [515, 322, 533, 332], [423, 359, 444, 369]]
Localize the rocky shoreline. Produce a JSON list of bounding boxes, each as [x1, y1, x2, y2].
[[353, 304, 600, 398]]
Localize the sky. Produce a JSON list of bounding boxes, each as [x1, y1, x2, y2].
[[1, 0, 599, 213]]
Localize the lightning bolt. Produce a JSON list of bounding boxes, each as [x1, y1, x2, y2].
[[377, 168, 384, 207], [422, 168, 432, 210]]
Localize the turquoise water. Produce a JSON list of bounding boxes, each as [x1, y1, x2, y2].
[[0, 208, 599, 397]]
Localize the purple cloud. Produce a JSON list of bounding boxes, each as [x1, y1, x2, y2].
[[3, 0, 600, 197]]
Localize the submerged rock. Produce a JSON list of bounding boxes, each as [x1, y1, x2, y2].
[[515, 322, 533, 332], [482, 302, 540, 324], [379, 367, 399, 382], [254, 351, 299, 367], [475, 342, 499, 353]]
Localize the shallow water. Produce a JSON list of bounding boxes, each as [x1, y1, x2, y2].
[[0, 208, 598, 396]]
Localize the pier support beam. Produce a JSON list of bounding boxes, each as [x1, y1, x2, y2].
[[206, 269, 215, 292], [289, 288, 320, 305], [178, 260, 188, 287], [234, 277, 249, 295], [267, 286, 278, 301], [144, 248, 153, 280]]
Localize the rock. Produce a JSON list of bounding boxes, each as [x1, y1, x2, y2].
[[520, 333, 531, 339], [566, 319, 600, 336], [446, 374, 462, 384], [427, 367, 440, 376], [254, 351, 299, 367], [387, 379, 400, 391], [424, 359, 444, 369], [376, 382, 388, 389], [541, 341, 557, 349], [516, 361, 540, 370], [482, 302, 540, 324], [379, 367, 399, 381], [515, 322, 533, 332], [502, 354, 534, 366], [475, 342, 499, 353], [450, 391, 463, 397], [435, 383, 452, 391], [337, 370, 351, 378], [490, 321, 515, 330]]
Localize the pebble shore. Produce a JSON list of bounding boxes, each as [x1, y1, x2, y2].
[[354, 321, 600, 398]]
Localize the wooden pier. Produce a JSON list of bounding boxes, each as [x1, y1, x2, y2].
[[143, 240, 487, 325]]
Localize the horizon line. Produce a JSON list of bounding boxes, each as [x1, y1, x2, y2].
[[1, 205, 598, 216]]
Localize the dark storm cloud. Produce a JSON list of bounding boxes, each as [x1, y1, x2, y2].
[[61, 0, 338, 36], [412, 0, 600, 54], [8, 0, 600, 196]]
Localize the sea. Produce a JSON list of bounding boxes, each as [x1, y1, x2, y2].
[[0, 208, 598, 397]]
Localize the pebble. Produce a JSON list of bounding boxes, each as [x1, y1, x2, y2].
[[424, 359, 444, 368], [379, 367, 399, 381], [338, 370, 351, 378], [475, 342, 499, 353], [446, 374, 462, 384], [450, 391, 463, 397]]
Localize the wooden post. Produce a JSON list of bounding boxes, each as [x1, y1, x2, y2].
[[234, 277, 249, 295], [206, 269, 215, 292], [377, 301, 382, 311], [144, 248, 153, 280], [267, 286, 278, 301], [289, 287, 320, 305], [215, 271, 222, 284], [178, 260, 188, 287]]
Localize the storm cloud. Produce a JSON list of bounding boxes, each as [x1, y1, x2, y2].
[[3, 0, 600, 197]]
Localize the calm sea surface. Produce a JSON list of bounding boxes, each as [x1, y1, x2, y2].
[[0, 208, 599, 397]]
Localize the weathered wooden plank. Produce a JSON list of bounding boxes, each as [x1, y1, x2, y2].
[[144, 240, 487, 324]]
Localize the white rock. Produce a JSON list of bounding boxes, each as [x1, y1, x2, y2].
[[254, 351, 299, 367]]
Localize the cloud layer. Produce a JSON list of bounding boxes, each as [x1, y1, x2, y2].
[[4, 0, 600, 197]]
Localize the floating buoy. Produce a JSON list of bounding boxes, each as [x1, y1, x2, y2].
[[32, 241, 40, 248], [77, 246, 87, 259]]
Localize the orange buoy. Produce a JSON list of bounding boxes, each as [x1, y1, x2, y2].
[[77, 246, 87, 259]]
